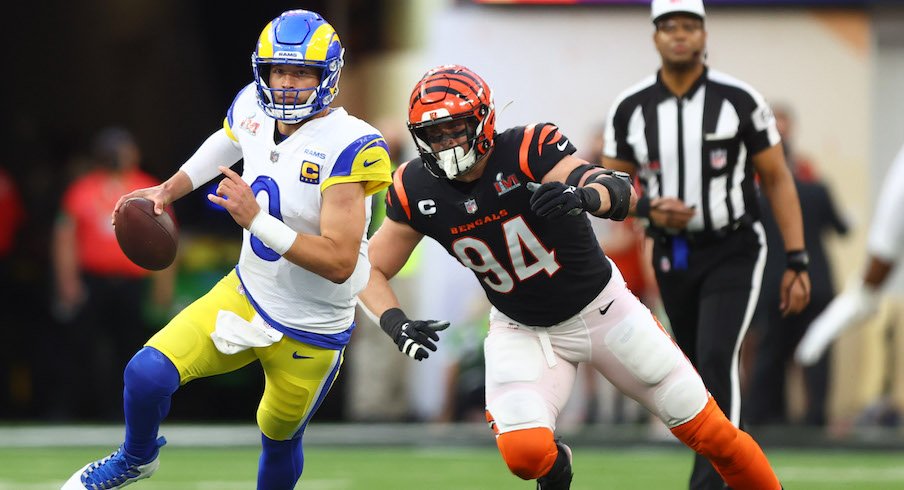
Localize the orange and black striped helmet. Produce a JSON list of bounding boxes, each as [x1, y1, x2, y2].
[[407, 65, 496, 179]]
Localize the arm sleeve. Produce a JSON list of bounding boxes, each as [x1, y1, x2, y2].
[[178, 128, 243, 190]]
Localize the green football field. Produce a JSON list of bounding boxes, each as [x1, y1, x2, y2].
[[3, 446, 904, 489]]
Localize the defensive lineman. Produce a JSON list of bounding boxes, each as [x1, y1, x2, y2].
[[358, 64, 783, 490]]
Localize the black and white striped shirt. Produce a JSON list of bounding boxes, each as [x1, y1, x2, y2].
[[604, 67, 780, 234]]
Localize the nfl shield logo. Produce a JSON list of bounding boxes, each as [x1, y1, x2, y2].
[[270, 150, 280, 163], [710, 149, 727, 170], [463, 198, 478, 214]]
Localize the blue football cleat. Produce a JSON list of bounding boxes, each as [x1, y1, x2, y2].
[[61, 436, 166, 490]]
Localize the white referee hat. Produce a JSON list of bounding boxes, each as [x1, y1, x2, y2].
[[651, 0, 706, 23]]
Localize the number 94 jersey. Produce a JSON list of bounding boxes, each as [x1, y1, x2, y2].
[[385, 123, 612, 327]]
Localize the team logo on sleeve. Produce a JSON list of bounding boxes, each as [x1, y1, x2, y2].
[[752, 105, 775, 132], [239, 115, 260, 136], [493, 172, 521, 196], [299, 161, 321, 184]]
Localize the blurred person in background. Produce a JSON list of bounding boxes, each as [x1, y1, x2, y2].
[[0, 167, 24, 271], [746, 104, 849, 427], [360, 64, 783, 490], [603, 1, 809, 487], [796, 142, 904, 369], [62, 9, 392, 490], [772, 104, 819, 183], [50, 127, 175, 420], [0, 165, 25, 417]]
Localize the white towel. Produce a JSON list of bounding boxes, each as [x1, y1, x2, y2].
[[211, 310, 284, 354]]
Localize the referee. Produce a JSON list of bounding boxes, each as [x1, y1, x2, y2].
[[603, 1, 810, 489]]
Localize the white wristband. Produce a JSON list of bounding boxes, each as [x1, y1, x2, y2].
[[248, 210, 296, 256]]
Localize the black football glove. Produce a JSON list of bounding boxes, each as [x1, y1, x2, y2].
[[527, 181, 601, 219], [379, 308, 450, 361]]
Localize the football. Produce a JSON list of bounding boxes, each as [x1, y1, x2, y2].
[[114, 197, 178, 271]]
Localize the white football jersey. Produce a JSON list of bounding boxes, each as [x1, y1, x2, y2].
[[223, 84, 392, 334]]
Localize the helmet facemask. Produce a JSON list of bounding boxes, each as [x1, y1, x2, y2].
[[410, 114, 489, 179], [252, 58, 342, 123]]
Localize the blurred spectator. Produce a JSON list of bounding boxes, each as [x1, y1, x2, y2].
[[773, 104, 819, 183], [745, 107, 849, 427], [794, 140, 904, 426], [0, 167, 24, 262], [0, 166, 26, 416], [48, 127, 175, 420]]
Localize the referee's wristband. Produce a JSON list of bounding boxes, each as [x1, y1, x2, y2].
[[635, 195, 652, 218], [248, 210, 296, 255], [785, 249, 809, 272]]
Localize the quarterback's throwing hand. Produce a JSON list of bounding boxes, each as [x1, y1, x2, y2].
[[379, 308, 450, 361]]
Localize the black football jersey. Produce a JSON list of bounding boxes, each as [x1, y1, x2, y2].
[[385, 123, 612, 327]]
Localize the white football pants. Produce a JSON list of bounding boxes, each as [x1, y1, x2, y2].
[[484, 262, 709, 434]]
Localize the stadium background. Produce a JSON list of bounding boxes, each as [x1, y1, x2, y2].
[[2, 0, 904, 488]]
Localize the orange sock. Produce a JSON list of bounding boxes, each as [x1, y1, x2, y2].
[[670, 397, 781, 490], [495, 427, 558, 480]]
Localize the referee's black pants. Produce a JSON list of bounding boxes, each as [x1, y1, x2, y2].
[[652, 222, 766, 490]]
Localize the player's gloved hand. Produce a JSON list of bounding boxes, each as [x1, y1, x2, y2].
[[379, 308, 450, 361], [794, 281, 880, 366], [527, 181, 599, 219]]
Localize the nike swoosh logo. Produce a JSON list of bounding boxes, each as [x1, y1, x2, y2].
[[599, 300, 615, 315], [363, 159, 380, 167], [292, 351, 313, 360], [556, 140, 568, 151]]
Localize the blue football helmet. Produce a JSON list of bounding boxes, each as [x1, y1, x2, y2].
[[252, 10, 344, 123]]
